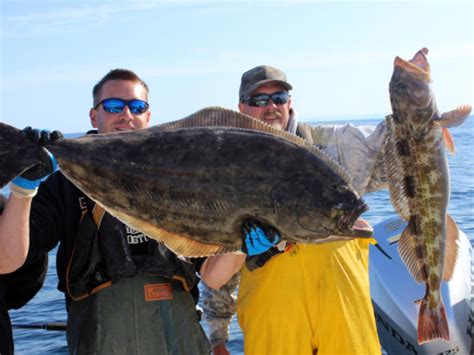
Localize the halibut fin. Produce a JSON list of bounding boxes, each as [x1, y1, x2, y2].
[[105, 205, 239, 257], [158, 107, 354, 188]]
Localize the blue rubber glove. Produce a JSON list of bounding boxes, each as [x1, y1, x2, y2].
[[10, 127, 62, 198], [242, 220, 281, 256], [11, 150, 58, 189]]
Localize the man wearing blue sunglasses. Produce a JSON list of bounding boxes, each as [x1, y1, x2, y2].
[[201, 65, 387, 355], [0, 69, 211, 354], [89, 75, 151, 133]]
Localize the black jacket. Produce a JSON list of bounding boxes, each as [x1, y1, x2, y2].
[[0, 254, 48, 355]]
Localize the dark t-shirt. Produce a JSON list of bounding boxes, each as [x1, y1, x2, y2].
[[1, 195, 46, 354], [0, 277, 13, 355], [0, 254, 48, 355]]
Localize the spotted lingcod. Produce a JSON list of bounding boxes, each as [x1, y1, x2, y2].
[[0, 107, 373, 257], [384, 47, 471, 344]]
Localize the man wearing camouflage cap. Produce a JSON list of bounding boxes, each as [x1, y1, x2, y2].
[[201, 65, 386, 354]]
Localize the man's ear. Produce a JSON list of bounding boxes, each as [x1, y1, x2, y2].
[[89, 108, 98, 128]]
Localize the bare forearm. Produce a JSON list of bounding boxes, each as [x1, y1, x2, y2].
[[200, 253, 245, 289], [0, 194, 32, 273]]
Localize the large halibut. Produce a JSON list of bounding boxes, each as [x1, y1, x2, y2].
[[0, 107, 372, 256]]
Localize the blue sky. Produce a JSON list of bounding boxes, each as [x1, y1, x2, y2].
[[1, 0, 473, 133]]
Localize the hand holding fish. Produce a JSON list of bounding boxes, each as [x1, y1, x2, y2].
[[22, 126, 63, 145], [10, 127, 62, 198], [241, 220, 281, 256]]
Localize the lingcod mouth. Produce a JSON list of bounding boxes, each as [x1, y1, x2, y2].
[[394, 47, 431, 83]]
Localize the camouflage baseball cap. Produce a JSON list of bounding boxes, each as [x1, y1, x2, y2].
[[239, 65, 293, 101]]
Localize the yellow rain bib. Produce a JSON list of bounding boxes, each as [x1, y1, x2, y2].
[[237, 239, 381, 355]]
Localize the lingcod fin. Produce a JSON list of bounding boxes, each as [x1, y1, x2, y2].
[[441, 128, 455, 155], [434, 105, 472, 128], [383, 115, 411, 220], [103, 204, 238, 257], [417, 290, 450, 344], [442, 214, 459, 281], [434, 105, 472, 155], [398, 221, 427, 283], [157, 107, 354, 188]]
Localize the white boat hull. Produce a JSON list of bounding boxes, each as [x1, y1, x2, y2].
[[370, 216, 473, 355]]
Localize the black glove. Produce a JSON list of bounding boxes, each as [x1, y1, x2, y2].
[[22, 126, 63, 145], [20, 127, 62, 181], [19, 148, 57, 182], [10, 127, 62, 198]]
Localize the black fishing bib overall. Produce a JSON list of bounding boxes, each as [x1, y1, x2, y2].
[[65, 203, 210, 355]]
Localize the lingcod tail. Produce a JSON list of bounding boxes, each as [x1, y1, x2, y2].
[[417, 290, 450, 344], [0, 122, 43, 189]]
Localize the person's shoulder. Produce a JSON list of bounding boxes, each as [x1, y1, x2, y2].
[[41, 171, 82, 194], [35, 171, 88, 212], [296, 122, 312, 132], [295, 122, 316, 144]]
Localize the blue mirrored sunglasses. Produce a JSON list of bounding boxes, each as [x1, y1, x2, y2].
[[94, 98, 149, 114], [241, 91, 290, 107]]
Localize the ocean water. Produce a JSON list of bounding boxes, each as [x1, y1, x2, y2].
[[7, 117, 473, 354]]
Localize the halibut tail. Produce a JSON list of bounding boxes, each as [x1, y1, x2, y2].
[[417, 291, 450, 344], [0, 122, 45, 188]]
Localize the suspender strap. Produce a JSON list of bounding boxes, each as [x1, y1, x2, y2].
[[92, 204, 106, 227]]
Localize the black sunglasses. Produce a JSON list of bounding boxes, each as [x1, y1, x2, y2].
[[241, 91, 290, 107], [94, 98, 149, 115]]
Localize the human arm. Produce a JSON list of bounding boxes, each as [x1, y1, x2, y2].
[[200, 273, 240, 354], [200, 253, 245, 290], [0, 194, 33, 273], [297, 120, 387, 196], [200, 220, 280, 289], [0, 158, 58, 274], [199, 254, 244, 353], [0, 128, 61, 274]]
